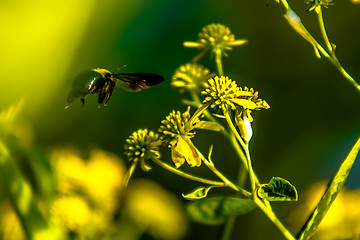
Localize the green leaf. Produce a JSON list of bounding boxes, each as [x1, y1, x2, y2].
[[0, 142, 64, 240], [195, 121, 224, 131], [297, 137, 360, 240], [257, 177, 298, 201], [186, 197, 256, 225], [28, 149, 57, 205], [182, 186, 214, 200]]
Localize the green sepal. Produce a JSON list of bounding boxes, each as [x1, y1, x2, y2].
[[257, 177, 298, 201], [186, 197, 256, 225], [195, 121, 224, 131], [182, 186, 214, 200]]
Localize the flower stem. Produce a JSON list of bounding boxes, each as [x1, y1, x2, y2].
[[192, 48, 210, 63], [222, 109, 259, 189], [278, 0, 360, 92], [316, 7, 332, 54], [197, 149, 251, 198], [151, 156, 225, 187], [254, 197, 296, 240], [215, 49, 224, 76]]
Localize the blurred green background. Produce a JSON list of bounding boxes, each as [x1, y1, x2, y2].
[[0, 0, 359, 239]]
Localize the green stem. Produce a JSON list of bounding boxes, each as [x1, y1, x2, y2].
[[197, 149, 252, 198], [222, 109, 259, 189], [192, 48, 210, 63], [316, 7, 333, 54], [278, 0, 360, 92], [151, 156, 225, 187], [215, 49, 224, 76], [254, 197, 296, 240]]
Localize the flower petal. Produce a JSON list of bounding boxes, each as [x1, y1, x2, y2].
[[171, 146, 185, 168], [231, 99, 258, 109], [175, 136, 201, 167]]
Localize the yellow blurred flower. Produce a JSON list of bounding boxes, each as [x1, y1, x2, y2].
[[51, 196, 91, 232], [50, 147, 125, 233], [124, 179, 187, 240], [0, 200, 25, 240], [183, 23, 247, 58], [286, 181, 360, 239], [171, 63, 215, 93]]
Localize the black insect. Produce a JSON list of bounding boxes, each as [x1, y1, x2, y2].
[[65, 68, 164, 108]]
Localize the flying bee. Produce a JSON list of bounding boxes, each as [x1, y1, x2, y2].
[[65, 67, 164, 108]]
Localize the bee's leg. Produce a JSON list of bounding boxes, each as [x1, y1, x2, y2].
[[80, 98, 85, 108], [97, 89, 106, 108], [104, 82, 115, 106]]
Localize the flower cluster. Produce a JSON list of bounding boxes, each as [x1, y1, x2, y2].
[[158, 107, 201, 168], [171, 63, 215, 93], [124, 128, 161, 182], [124, 129, 161, 167], [306, 0, 333, 12], [183, 23, 247, 57], [157, 106, 223, 168], [201, 76, 270, 112]]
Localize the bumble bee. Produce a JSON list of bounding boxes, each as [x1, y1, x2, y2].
[[66, 67, 164, 108]]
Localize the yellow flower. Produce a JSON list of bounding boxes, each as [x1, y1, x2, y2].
[[171, 63, 215, 93], [183, 23, 247, 58], [124, 179, 188, 240], [0, 201, 25, 240], [50, 147, 125, 232], [124, 129, 161, 185], [51, 196, 91, 232], [158, 106, 223, 168], [202, 76, 270, 112]]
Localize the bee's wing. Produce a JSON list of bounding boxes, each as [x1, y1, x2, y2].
[[113, 73, 164, 92]]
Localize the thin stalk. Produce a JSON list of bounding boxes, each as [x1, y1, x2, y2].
[[316, 7, 333, 54], [254, 197, 296, 240], [215, 49, 224, 76], [278, 0, 360, 92], [197, 149, 252, 198], [222, 109, 259, 189], [192, 48, 210, 63], [151, 156, 225, 187]]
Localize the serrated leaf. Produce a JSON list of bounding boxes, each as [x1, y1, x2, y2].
[[257, 177, 298, 201], [186, 197, 256, 225], [182, 186, 213, 200], [297, 137, 360, 240]]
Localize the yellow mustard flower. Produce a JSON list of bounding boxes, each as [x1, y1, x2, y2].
[[171, 63, 215, 93], [201, 76, 270, 112], [183, 23, 247, 58], [124, 179, 187, 240], [124, 129, 161, 185], [158, 106, 223, 168]]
